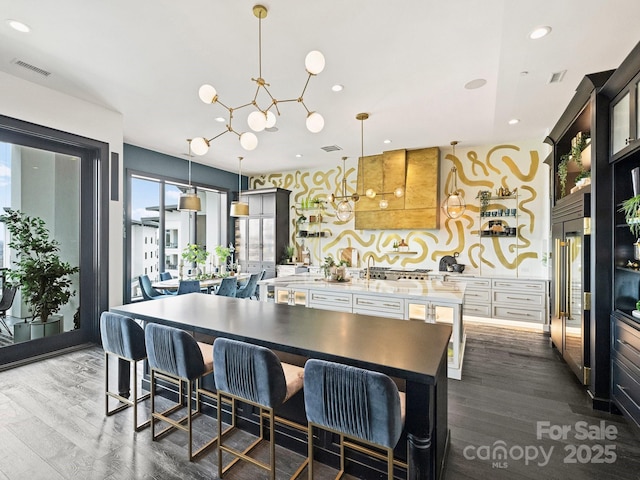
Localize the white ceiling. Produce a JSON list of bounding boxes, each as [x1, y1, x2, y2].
[[1, 0, 639, 175]]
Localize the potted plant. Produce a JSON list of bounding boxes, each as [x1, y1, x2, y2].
[[282, 245, 296, 264], [182, 243, 210, 277], [321, 255, 336, 279], [619, 194, 640, 259], [0, 209, 79, 339], [477, 190, 491, 214], [214, 245, 231, 273]]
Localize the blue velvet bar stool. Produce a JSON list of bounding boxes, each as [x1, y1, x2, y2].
[[303, 359, 407, 480], [214, 276, 238, 297], [213, 337, 307, 480], [145, 323, 228, 460], [100, 311, 150, 432]]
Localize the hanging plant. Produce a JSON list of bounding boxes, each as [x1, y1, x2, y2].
[[619, 194, 640, 239], [476, 190, 491, 213], [558, 154, 570, 198]]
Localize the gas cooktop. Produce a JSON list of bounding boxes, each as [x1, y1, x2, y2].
[[362, 267, 433, 280]]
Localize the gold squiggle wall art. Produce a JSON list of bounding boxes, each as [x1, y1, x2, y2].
[[250, 140, 549, 277]]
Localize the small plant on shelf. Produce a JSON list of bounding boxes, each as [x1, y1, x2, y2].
[[477, 190, 491, 213], [558, 153, 570, 198], [619, 194, 640, 240]]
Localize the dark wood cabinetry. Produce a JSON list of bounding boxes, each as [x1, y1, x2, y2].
[[601, 40, 640, 425], [545, 71, 613, 402], [234, 188, 290, 279]]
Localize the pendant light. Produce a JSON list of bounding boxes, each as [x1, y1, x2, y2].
[[178, 139, 202, 212], [442, 141, 466, 219], [327, 157, 360, 222], [230, 156, 250, 217]]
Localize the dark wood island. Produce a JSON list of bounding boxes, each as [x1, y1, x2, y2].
[[111, 293, 451, 479]]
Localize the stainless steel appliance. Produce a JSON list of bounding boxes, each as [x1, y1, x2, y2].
[[551, 188, 591, 384], [361, 267, 433, 280]]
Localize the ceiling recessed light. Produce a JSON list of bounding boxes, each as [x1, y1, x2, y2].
[[331, 84, 344, 92], [529, 26, 551, 40], [7, 19, 30, 33], [508, 118, 520, 125], [383, 139, 392, 144], [215, 117, 225, 123], [295, 154, 303, 158], [464, 78, 487, 90]]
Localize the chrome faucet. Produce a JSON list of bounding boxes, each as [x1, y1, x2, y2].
[[366, 254, 375, 281]]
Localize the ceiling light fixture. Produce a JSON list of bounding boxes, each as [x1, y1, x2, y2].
[[230, 157, 249, 217], [178, 139, 202, 212], [328, 157, 360, 222], [7, 19, 30, 33], [191, 5, 325, 156], [464, 78, 487, 90], [529, 26, 552, 40], [442, 141, 465, 219], [331, 84, 344, 92], [508, 118, 520, 125]]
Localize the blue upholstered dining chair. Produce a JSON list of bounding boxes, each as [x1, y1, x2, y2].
[[176, 279, 201, 295], [159, 271, 172, 281], [303, 359, 407, 480], [100, 311, 150, 432], [138, 275, 171, 300], [235, 272, 261, 299], [213, 337, 307, 479], [0, 286, 17, 337], [144, 323, 228, 460], [214, 276, 238, 297]]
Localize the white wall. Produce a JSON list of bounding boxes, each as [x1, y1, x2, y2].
[[0, 70, 124, 306]]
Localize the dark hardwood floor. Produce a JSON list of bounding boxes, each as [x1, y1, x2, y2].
[[0, 324, 638, 479]]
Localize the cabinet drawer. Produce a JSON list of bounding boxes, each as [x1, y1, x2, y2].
[[613, 318, 640, 368], [493, 290, 544, 308], [492, 279, 546, 293], [465, 288, 491, 304], [492, 305, 544, 323], [308, 290, 353, 309], [612, 358, 640, 429], [463, 303, 491, 317], [353, 294, 404, 315], [448, 277, 491, 289]]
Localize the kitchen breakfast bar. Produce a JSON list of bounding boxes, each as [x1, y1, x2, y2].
[[111, 293, 452, 479]]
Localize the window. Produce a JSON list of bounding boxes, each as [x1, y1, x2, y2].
[[128, 173, 227, 301]]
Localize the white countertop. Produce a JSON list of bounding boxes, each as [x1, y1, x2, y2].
[[258, 274, 466, 304]]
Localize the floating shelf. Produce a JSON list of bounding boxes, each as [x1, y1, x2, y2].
[[386, 251, 418, 254]]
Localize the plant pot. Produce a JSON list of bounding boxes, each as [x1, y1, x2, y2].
[[13, 314, 63, 343]]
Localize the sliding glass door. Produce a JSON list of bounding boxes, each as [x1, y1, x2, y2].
[[0, 114, 109, 364]]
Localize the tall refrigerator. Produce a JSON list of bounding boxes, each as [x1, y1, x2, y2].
[[550, 187, 591, 384]]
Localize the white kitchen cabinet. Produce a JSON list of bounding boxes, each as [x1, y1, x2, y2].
[[491, 278, 548, 326], [405, 299, 464, 380], [275, 287, 308, 306], [307, 289, 353, 312], [353, 294, 404, 319]]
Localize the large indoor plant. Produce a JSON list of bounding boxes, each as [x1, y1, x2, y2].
[[0, 209, 79, 323]]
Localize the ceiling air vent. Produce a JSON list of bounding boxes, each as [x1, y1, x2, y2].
[[548, 70, 566, 84], [321, 145, 342, 153], [11, 58, 51, 77]]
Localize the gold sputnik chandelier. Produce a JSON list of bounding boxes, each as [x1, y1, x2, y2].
[[190, 5, 325, 156]]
